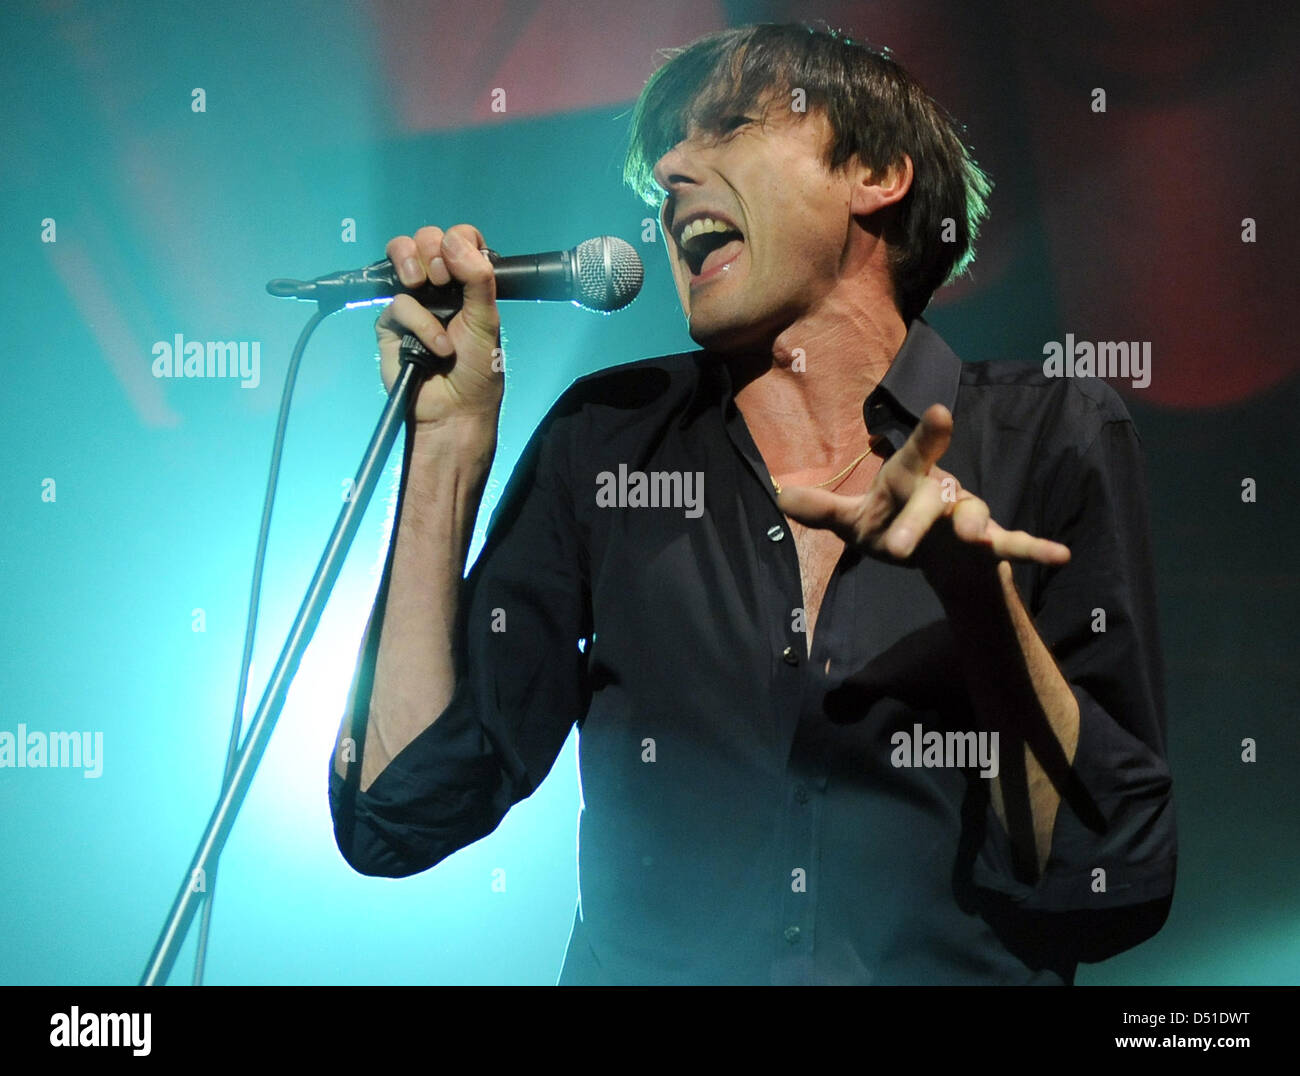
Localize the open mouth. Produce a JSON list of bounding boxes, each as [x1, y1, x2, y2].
[[676, 216, 745, 280]]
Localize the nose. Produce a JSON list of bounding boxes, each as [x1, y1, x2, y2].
[[651, 138, 701, 196]]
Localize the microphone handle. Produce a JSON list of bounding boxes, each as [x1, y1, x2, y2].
[[489, 249, 572, 302], [266, 247, 578, 309], [388, 249, 573, 306]]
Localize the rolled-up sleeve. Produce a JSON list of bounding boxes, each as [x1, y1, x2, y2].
[[973, 407, 1177, 960], [329, 388, 592, 878]]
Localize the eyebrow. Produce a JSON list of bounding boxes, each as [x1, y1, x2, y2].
[[679, 88, 783, 143]]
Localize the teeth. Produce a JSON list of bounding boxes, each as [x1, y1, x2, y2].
[[679, 216, 740, 248]]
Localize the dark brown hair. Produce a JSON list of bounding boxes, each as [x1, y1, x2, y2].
[[624, 23, 992, 322]]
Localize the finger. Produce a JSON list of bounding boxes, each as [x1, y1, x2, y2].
[[413, 226, 451, 286], [888, 404, 953, 484], [379, 293, 452, 356], [442, 222, 487, 252], [985, 521, 1071, 565], [386, 235, 426, 287], [441, 225, 499, 343], [776, 485, 889, 545], [879, 475, 946, 559], [950, 494, 990, 543], [929, 464, 961, 497]]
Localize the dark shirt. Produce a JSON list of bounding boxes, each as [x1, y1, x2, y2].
[[328, 317, 1176, 985]]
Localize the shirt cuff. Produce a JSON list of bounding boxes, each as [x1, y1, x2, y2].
[[328, 675, 509, 877], [973, 683, 1177, 914]]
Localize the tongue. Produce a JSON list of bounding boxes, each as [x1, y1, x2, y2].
[[698, 237, 744, 277]]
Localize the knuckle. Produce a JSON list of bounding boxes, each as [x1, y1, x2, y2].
[[415, 227, 444, 260], [464, 256, 496, 283], [848, 495, 870, 531], [385, 235, 414, 260], [390, 294, 420, 321]]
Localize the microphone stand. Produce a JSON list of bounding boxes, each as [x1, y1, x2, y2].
[[140, 293, 458, 986]]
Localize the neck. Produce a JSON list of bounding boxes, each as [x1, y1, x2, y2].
[[727, 292, 908, 479]]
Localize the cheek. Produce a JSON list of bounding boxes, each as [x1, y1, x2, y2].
[[758, 213, 835, 275], [788, 195, 851, 269], [757, 176, 842, 250]]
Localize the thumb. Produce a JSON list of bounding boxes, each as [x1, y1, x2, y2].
[[776, 485, 870, 543], [441, 229, 499, 341]]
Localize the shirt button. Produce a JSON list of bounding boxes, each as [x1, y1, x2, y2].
[[784, 925, 801, 943], [782, 646, 799, 666], [766, 524, 785, 541], [794, 785, 808, 804]]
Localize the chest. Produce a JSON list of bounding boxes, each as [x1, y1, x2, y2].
[[781, 454, 884, 651], [788, 522, 844, 653]]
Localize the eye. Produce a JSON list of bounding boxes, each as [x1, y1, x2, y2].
[[721, 115, 755, 133]]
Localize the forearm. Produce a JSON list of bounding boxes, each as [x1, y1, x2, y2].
[[333, 417, 497, 793], [932, 559, 1080, 877]]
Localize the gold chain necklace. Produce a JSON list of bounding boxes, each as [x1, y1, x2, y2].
[[770, 446, 872, 496]]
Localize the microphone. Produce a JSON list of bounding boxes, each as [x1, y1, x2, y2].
[[267, 236, 644, 313]]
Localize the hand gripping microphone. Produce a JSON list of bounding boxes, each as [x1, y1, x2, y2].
[[267, 235, 644, 315]]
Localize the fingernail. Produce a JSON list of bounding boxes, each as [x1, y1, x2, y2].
[[442, 231, 465, 255], [399, 257, 421, 285], [433, 333, 449, 351]]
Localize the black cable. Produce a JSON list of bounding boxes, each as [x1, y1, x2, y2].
[[191, 302, 339, 985]]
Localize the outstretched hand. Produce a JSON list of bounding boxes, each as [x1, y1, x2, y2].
[[775, 404, 1069, 589]]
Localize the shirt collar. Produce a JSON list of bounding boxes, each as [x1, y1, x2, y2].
[[681, 316, 962, 450], [862, 317, 963, 457]]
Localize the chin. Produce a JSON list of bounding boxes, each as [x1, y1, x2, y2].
[[687, 304, 782, 356], [689, 320, 752, 355]]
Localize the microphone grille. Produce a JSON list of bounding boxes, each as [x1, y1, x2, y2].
[[574, 236, 644, 312]]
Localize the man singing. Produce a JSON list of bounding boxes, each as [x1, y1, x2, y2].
[[329, 23, 1176, 985]]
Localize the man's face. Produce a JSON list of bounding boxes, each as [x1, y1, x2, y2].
[[653, 99, 857, 354]]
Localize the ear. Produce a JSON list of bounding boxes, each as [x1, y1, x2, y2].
[[849, 154, 913, 217]]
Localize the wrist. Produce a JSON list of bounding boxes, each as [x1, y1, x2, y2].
[[409, 414, 498, 467]]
